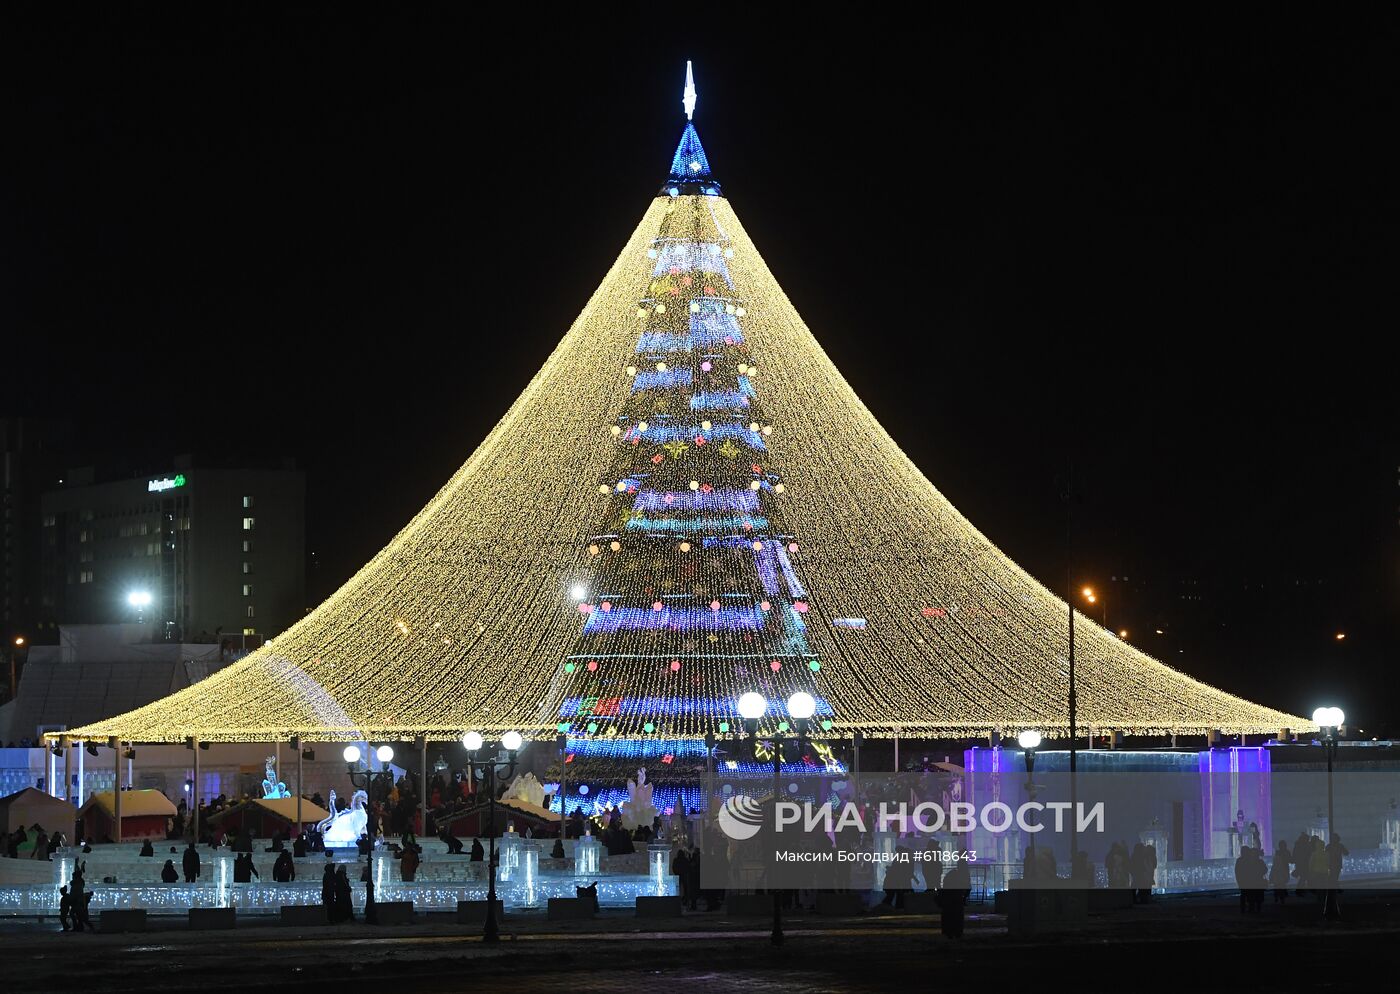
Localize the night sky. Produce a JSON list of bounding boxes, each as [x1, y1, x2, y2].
[[5, 10, 1397, 729]]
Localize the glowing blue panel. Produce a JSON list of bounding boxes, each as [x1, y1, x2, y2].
[[652, 242, 733, 287], [690, 390, 750, 411], [560, 696, 833, 719], [582, 607, 765, 633], [774, 544, 808, 599], [691, 309, 744, 346], [636, 331, 695, 353], [632, 489, 759, 513], [737, 375, 755, 397], [832, 618, 867, 630], [632, 368, 693, 392], [634, 423, 766, 450], [753, 542, 780, 596], [625, 514, 770, 533]]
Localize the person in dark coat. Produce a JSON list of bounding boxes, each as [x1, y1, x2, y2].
[[937, 862, 971, 938], [399, 846, 420, 882], [881, 845, 914, 909], [671, 845, 692, 907], [233, 852, 259, 883], [76, 889, 96, 931], [293, 833, 308, 857], [1129, 843, 1155, 903], [470, 838, 485, 861], [440, 828, 464, 855], [1323, 835, 1349, 921], [182, 841, 201, 882], [273, 850, 295, 882], [321, 862, 336, 922], [139, 839, 154, 857], [684, 847, 702, 911], [1292, 832, 1314, 896], [161, 859, 179, 883], [1270, 841, 1292, 904], [332, 865, 354, 922], [58, 885, 73, 931]]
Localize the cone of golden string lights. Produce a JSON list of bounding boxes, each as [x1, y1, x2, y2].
[[56, 69, 1308, 748]]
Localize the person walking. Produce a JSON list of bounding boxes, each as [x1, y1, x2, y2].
[[1292, 832, 1313, 897], [273, 849, 295, 883], [937, 861, 971, 939], [321, 861, 336, 922], [1323, 834, 1349, 921], [332, 865, 354, 923], [182, 841, 201, 883], [399, 845, 420, 882], [1270, 840, 1292, 904], [58, 885, 73, 931]]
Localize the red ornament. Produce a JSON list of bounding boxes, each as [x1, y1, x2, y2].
[[586, 660, 599, 672], [770, 660, 782, 672], [793, 602, 809, 613], [652, 601, 664, 611], [670, 660, 681, 671]]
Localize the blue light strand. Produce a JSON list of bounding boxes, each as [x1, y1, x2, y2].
[[582, 606, 766, 633]]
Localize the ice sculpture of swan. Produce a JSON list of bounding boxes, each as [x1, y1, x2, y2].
[[319, 789, 369, 847]]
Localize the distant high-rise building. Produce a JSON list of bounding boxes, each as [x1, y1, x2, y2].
[[39, 457, 304, 641]]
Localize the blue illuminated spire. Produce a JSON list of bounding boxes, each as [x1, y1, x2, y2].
[[669, 123, 712, 180], [660, 63, 722, 197]]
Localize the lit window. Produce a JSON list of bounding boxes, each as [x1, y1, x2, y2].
[[42, 515, 56, 527], [242, 584, 254, 597], [242, 496, 254, 508], [246, 605, 255, 618], [242, 517, 255, 530], [242, 562, 253, 575], [242, 540, 252, 553]]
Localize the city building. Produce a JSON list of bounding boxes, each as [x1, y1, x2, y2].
[[39, 456, 305, 643]]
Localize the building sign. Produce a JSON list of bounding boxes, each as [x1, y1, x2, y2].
[[148, 474, 187, 493]]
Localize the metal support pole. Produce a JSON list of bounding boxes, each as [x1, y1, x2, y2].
[[112, 738, 122, 843], [484, 760, 499, 943], [63, 738, 72, 807], [1326, 744, 1335, 845], [557, 736, 567, 841], [295, 738, 303, 830], [77, 741, 85, 806], [893, 729, 900, 773], [420, 737, 428, 838], [771, 731, 784, 946], [192, 738, 201, 843]]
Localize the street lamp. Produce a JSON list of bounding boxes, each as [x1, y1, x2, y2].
[[1017, 730, 1042, 879], [1312, 706, 1344, 920], [344, 745, 396, 924], [462, 730, 522, 943], [734, 690, 812, 947]]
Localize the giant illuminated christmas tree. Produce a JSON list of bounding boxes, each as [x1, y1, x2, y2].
[[64, 65, 1307, 754]]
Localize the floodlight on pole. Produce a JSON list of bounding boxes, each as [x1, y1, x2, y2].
[[501, 730, 524, 752], [375, 745, 394, 763], [462, 731, 484, 752], [737, 692, 767, 721], [786, 692, 816, 720], [343, 745, 361, 763]]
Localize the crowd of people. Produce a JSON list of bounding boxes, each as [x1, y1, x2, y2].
[[1236, 831, 1349, 918], [4, 824, 66, 860]]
